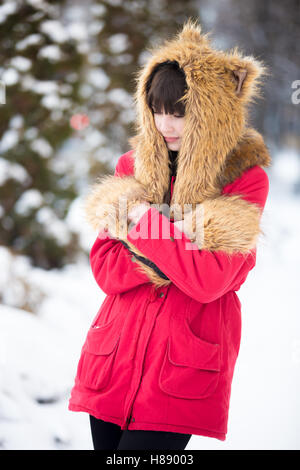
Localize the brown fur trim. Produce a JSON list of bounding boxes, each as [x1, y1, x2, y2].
[[130, 20, 270, 211], [84, 174, 151, 239], [182, 194, 263, 254], [131, 254, 171, 287], [85, 20, 272, 288], [218, 128, 272, 188], [85, 174, 262, 254]]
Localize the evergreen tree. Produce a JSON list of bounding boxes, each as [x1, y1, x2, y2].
[[0, 0, 199, 269], [0, 0, 87, 268], [83, 0, 199, 178]]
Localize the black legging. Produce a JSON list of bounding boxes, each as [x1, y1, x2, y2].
[[89, 415, 192, 450]]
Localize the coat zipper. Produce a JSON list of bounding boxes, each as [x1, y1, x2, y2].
[[123, 290, 157, 428], [122, 182, 172, 428]]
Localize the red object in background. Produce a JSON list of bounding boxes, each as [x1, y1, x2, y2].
[[70, 113, 90, 130]]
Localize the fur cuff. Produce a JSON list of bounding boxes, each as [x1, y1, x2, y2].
[[84, 175, 263, 287], [84, 174, 151, 239], [182, 194, 263, 253]]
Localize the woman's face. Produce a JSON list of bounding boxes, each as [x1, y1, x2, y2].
[[153, 108, 185, 151]]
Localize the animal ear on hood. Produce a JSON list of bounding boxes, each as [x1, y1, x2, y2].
[[224, 49, 269, 103], [176, 17, 212, 47], [232, 68, 247, 95]]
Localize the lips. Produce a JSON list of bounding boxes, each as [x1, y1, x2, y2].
[[164, 137, 178, 142]]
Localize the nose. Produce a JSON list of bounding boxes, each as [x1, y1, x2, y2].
[[159, 115, 174, 134]]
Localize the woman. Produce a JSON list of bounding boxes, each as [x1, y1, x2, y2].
[[68, 20, 271, 450]]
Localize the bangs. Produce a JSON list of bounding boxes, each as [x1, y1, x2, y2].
[[146, 61, 187, 116]]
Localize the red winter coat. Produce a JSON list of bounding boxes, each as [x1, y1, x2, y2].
[[68, 150, 269, 441]]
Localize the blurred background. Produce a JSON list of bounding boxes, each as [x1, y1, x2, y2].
[[0, 0, 299, 450]]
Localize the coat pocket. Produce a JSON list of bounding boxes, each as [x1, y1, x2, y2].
[[158, 314, 221, 399], [77, 315, 122, 391]]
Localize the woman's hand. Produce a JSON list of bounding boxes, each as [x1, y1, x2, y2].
[[128, 202, 151, 225]]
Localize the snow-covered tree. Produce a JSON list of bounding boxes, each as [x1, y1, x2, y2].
[[0, 0, 199, 270], [0, 0, 86, 268], [81, 0, 199, 178]]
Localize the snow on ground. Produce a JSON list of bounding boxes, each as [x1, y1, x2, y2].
[[0, 258, 101, 450], [0, 154, 300, 450], [191, 161, 300, 450]]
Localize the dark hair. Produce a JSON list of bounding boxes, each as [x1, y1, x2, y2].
[[146, 61, 187, 116]]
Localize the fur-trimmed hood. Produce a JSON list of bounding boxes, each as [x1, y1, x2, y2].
[[84, 20, 271, 287]]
